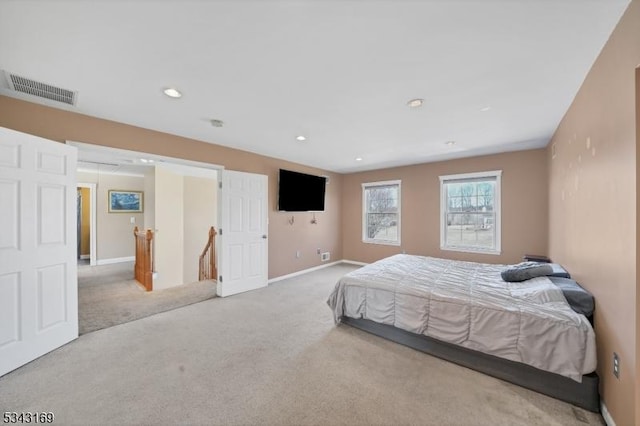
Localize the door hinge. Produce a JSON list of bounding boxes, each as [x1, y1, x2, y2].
[[219, 181, 222, 189], [219, 229, 222, 235], [219, 275, 223, 283]]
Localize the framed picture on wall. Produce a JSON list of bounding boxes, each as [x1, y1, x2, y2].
[[108, 190, 143, 213]]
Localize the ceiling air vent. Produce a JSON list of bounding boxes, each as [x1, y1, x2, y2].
[[5, 71, 77, 105]]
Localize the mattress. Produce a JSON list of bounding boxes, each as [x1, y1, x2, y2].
[[327, 254, 596, 382]]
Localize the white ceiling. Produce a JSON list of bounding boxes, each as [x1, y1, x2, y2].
[[0, 1, 630, 173]]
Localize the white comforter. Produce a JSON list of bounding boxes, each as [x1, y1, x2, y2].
[[327, 254, 596, 382]]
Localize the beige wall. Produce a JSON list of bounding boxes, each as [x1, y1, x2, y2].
[[144, 168, 155, 231], [273, 174, 341, 272], [0, 95, 343, 279], [154, 166, 184, 290], [342, 149, 548, 265], [77, 171, 144, 261], [548, 3, 639, 425], [183, 176, 217, 284]]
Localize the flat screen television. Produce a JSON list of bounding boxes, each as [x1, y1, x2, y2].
[[278, 169, 326, 212]]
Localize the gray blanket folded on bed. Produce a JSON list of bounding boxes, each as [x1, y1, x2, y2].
[[501, 262, 554, 282]]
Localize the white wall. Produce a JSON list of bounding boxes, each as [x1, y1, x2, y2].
[[77, 170, 144, 261], [154, 166, 184, 290], [183, 176, 217, 284]]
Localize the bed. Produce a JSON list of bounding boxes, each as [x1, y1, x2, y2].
[[327, 254, 599, 412]]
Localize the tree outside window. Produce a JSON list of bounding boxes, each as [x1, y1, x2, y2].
[[440, 171, 501, 254], [362, 181, 401, 245]]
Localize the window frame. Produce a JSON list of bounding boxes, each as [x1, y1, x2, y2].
[[362, 180, 401, 246], [439, 170, 502, 255]]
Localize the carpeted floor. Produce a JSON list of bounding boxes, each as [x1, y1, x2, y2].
[[78, 262, 216, 335], [1, 264, 604, 425]]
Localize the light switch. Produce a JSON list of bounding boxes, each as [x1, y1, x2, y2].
[[130, 217, 135, 224]]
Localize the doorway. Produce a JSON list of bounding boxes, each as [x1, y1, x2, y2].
[[70, 142, 227, 334], [76, 183, 96, 266]]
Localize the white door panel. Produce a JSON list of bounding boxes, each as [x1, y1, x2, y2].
[[0, 273, 20, 347], [218, 170, 267, 297], [0, 127, 78, 377]]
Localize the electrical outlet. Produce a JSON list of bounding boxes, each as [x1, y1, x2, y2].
[[613, 352, 620, 378], [321, 252, 330, 262]]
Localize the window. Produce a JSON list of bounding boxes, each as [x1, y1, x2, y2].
[[439, 171, 501, 254], [362, 180, 401, 245]]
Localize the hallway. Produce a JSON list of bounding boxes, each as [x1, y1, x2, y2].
[[78, 262, 216, 334]]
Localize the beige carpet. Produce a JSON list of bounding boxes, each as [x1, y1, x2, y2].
[[78, 262, 216, 335], [2, 264, 604, 425]]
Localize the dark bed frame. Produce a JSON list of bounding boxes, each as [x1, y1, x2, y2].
[[341, 316, 600, 412]]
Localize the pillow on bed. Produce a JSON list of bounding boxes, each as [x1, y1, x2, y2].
[[548, 276, 595, 317], [500, 262, 553, 282], [501, 262, 571, 282]]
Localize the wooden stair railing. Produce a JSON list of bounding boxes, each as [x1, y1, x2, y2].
[[133, 226, 154, 291], [199, 227, 217, 281]]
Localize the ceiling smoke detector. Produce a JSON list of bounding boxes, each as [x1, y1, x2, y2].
[[210, 119, 224, 128], [4, 71, 77, 105]]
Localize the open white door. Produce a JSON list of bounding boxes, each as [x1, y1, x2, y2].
[[217, 170, 268, 297], [0, 127, 78, 377]]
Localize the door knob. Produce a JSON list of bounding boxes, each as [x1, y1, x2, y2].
[[262, 235, 268, 239]]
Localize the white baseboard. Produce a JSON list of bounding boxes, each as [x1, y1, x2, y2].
[[268, 259, 370, 284], [268, 261, 343, 284], [600, 401, 616, 426], [342, 259, 368, 266], [80, 254, 90, 260], [96, 256, 135, 266]]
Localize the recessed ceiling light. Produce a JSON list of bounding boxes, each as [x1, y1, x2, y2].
[[163, 88, 182, 98], [355, 157, 363, 162], [139, 158, 155, 163], [445, 141, 456, 146], [407, 98, 424, 108], [480, 106, 491, 112], [296, 135, 307, 141]]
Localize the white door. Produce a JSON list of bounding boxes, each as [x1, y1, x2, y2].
[[0, 127, 78, 377], [217, 170, 268, 297]]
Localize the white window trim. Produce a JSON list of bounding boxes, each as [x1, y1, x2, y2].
[[362, 180, 401, 246], [439, 170, 502, 255]]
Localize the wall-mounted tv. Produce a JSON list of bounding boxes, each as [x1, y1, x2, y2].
[[278, 169, 326, 212]]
